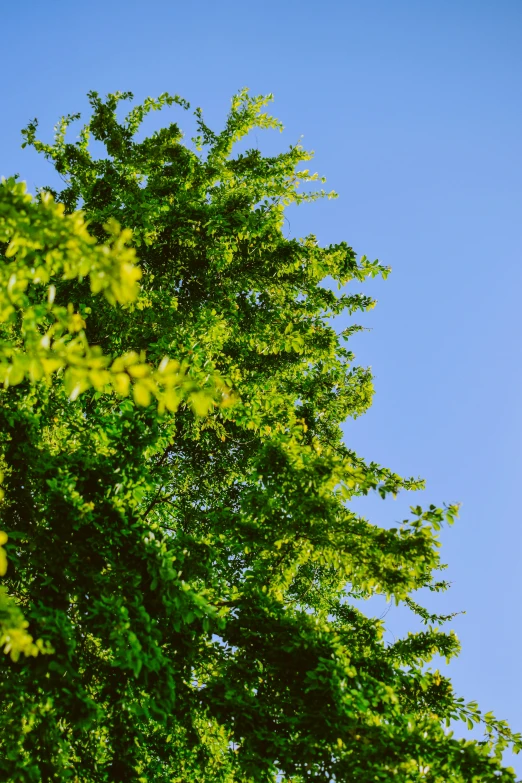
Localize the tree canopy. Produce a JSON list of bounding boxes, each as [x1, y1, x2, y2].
[[0, 89, 519, 782]]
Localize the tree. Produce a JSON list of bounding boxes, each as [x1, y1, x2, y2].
[[0, 89, 519, 782]]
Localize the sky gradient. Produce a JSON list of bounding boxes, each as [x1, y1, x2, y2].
[[1, 0, 520, 773]]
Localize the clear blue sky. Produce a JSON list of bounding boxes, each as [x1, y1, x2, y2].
[[1, 0, 520, 772]]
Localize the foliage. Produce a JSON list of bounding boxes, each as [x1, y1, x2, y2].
[[0, 89, 519, 782], [0, 525, 53, 661]]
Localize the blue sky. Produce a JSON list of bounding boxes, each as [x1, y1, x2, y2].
[[1, 0, 520, 773]]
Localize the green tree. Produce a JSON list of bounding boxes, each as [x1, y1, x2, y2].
[[0, 89, 519, 782]]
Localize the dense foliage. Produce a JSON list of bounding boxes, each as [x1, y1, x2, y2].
[[0, 90, 519, 782]]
